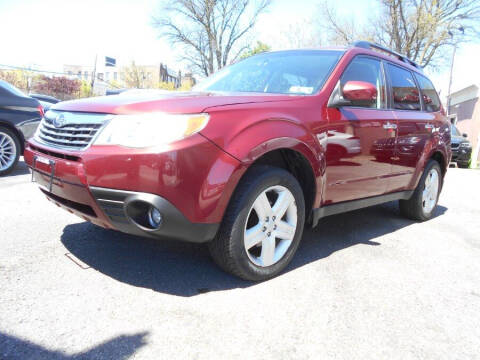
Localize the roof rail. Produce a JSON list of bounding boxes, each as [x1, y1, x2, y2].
[[352, 41, 423, 71]]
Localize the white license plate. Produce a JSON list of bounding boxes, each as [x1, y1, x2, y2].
[[35, 155, 51, 165]]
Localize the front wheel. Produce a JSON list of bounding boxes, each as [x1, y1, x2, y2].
[[399, 159, 442, 221], [0, 127, 20, 176], [209, 165, 305, 281]]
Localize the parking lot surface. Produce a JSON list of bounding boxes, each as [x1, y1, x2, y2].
[[1, 161, 479, 359]]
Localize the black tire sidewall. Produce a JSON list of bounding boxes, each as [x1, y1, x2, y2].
[[226, 166, 305, 281], [0, 127, 20, 176]]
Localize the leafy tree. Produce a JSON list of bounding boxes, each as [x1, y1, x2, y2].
[[153, 0, 271, 76], [122, 61, 145, 88], [0, 70, 31, 92], [239, 41, 271, 60], [320, 0, 480, 67], [155, 81, 176, 91], [32, 76, 81, 100], [79, 80, 92, 98]]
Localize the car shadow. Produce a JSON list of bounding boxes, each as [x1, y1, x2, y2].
[[4, 158, 30, 177], [0, 331, 148, 360], [60, 201, 447, 297]]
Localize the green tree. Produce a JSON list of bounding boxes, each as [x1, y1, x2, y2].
[[79, 80, 92, 98], [0, 69, 31, 92], [122, 61, 144, 88], [155, 81, 176, 91], [239, 41, 271, 60]]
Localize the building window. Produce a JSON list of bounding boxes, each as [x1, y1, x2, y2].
[[84, 71, 88, 80], [113, 72, 117, 80]]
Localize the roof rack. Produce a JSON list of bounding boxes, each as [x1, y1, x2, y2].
[[352, 41, 423, 71]]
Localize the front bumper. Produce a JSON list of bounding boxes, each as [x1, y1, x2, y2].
[[451, 147, 472, 163], [27, 162, 218, 243], [23, 135, 238, 243], [89, 186, 219, 242]]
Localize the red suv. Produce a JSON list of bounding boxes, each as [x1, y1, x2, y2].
[[25, 42, 451, 281]]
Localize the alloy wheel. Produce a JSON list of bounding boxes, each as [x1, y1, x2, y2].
[[422, 168, 439, 214], [0, 132, 16, 172], [244, 185, 297, 267]]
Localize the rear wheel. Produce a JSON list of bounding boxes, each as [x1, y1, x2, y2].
[[0, 127, 20, 176], [208, 165, 305, 281], [399, 160, 442, 221]]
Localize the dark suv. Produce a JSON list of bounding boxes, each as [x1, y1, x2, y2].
[[26, 42, 451, 281], [450, 125, 472, 168], [0, 80, 43, 175]]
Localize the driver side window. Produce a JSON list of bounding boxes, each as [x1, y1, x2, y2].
[[340, 57, 386, 109]]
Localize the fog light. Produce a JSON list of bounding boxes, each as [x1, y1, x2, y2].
[[147, 206, 163, 228]]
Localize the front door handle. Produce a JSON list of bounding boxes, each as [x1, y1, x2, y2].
[[383, 123, 397, 130]]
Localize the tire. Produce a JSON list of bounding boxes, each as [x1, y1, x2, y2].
[[0, 127, 20, 176], [457, 161, 470, 169], [208, 165, 305, 281], [399, 159, 442, 221]]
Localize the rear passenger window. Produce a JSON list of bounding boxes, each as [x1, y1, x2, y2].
[[414, 74, 441, 112], [386, 64, 421, 111], [340, 57, 386, 109]]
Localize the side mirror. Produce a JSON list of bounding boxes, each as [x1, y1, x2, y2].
[[328, 81, 377, 108], [462, 133, 468, 138], [343, 81, 377, 101]]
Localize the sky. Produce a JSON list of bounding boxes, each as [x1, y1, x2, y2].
[[0, 0, 478, 97]]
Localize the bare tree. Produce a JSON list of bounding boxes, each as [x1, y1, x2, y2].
[[153, 0, 271, 76], [320, 0, 480, 68], [280, 17, 323, 49]]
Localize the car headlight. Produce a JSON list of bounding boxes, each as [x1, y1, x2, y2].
[[459, 142, 471, 148], [94, 113, 209, 148]]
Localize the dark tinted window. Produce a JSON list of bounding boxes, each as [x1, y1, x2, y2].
[[195, 50, 343, 95], [386, 64, 421, 111], [414, 74, 441, 112], [340, 57, 386, 109]]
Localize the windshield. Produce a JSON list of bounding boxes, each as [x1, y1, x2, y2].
[[451, 126, 461, 136], [194, 50, 343, 95]]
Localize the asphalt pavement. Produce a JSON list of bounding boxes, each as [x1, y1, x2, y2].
[[1, 160, 479, 359]]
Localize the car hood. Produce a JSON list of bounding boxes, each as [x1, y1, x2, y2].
[[52, 91, 300, 114], [451, 135, 469, 144]]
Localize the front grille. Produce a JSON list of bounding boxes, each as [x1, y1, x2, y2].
[[36, 110, 110, 150], [29, 144, 81, 161]]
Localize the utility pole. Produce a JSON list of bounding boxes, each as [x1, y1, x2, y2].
[[446, 26, 465, 115], [91, 54, 98, 96]]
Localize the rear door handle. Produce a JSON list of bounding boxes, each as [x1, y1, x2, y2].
[[383, 123, 397, 130]]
